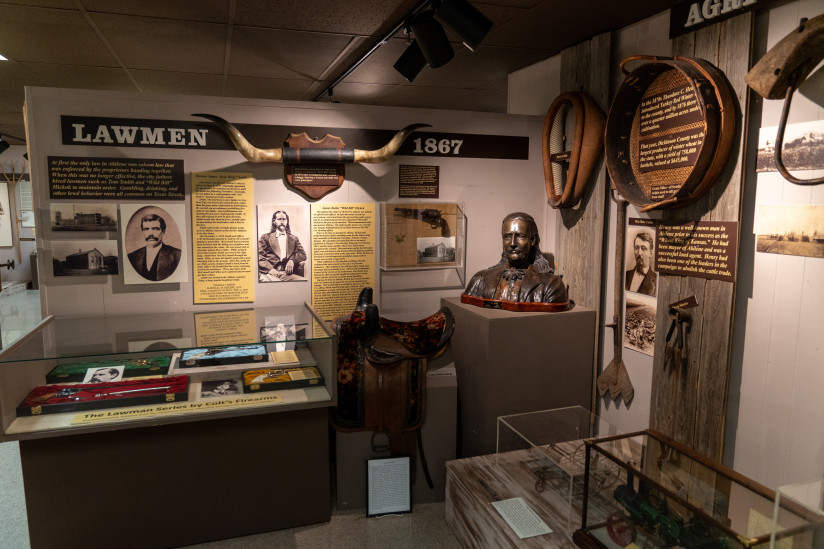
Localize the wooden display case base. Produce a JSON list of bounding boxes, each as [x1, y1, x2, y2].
[[445, 452, 578, 548], [572, 529, 604, 548], [20, 408, 330, 549]]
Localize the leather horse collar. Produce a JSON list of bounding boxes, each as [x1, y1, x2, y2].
[[541, 91, 605, 209]]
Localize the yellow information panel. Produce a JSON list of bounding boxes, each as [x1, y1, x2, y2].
[[311, 203, 376, 320], [191, 171, 255, 304], [194, 309, 258, 347]]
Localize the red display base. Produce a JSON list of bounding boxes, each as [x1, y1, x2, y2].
[[460, 293, 571, 312]]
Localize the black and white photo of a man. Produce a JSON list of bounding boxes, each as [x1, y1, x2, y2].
[[257, 205, 310, 283], [83, 365, 125, 383], [128, 213, 181, 281], [121, 204, 188, 285], [625, 229, 657, 297]]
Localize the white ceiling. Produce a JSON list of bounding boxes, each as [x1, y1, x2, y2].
[[0, 0, 677, 143]]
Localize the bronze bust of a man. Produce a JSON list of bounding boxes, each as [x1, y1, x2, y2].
[[462, 212, 568, 309]]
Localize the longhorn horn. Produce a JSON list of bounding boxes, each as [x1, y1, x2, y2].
[[193, 113, 429, 164], [353, 123, 430, 163], [193, 113, 283, 162]]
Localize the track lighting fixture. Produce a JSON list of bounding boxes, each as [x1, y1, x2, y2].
[[393, 40, 428, 82], [409, 9, 454, 69], [434, 0, 493, 51]]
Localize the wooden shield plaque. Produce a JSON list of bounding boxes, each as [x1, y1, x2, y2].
[[605, 56, 736, 212], [284, 132, 345, 199]]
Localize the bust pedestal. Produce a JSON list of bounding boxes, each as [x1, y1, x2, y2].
[[441, 296, 595, 458]]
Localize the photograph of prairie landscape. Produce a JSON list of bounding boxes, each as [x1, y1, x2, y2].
[[757, 120, 824, 173], [756, 204, 824, 258]]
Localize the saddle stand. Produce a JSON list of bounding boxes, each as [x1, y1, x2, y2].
[[331, 288, 455, 488]]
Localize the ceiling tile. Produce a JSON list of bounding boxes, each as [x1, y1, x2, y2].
[[0, 1, 74, 9], [229, 27, 355, 80], [80, 0, 229, 23], [130, 70, 226, 97], [0, 62, 48, 92], [234, 0, 416, 35], [19, 62, 138, 91], [0, 90, 26, 111], [91, 13, 226, 73], [224, 75, 315, 101], [342, 38, 411, 86], [486, 0, 677, 50], [411, 44, 552, 88], [0, 5, 119, 66], [325, 82, 402, 105], [371, 84, 506, 112]]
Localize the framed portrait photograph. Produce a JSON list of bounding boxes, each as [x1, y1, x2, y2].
[[625, 219, 658, 298], [120, 203, 188, 285], [257, 204, 310, 283]]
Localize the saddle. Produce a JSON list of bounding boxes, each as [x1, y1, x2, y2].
[[331, 288, 455, 481]]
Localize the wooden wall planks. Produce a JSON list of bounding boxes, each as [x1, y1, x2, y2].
[[649, 13, 753, 460], [554, 32, 611, 411]]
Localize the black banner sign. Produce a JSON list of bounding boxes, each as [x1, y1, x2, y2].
[[48, 156, 185, 200], [669, 0, 781, 38], [61, 116, 529, 160]]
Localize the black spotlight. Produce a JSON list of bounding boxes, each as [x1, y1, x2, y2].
[[0, 136, 9, 156], [410, 10, 454, 68], [394, 40, 428, 82], [435, 0, 493, 51]]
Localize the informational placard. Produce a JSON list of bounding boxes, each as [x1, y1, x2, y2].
[[656, 221, 738, 282], [191, 172, 255, 304], [194, 309, 257, 347], [311, 203, 376, 320], [399, 165, 439, 198], [291, 166, 340, 186], [366, 456, 411, 517], [47, 156, 184, 200], [491, 497, 552, 539], [18, 180, 32, 210], [639, 84, 703, 136]]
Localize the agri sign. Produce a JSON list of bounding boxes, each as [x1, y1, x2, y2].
[[683, 0, 757, 28]]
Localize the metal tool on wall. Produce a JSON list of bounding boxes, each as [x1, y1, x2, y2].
[[597, 190, 635, 406], [663, 307, 691, 372], [746, 13, 824, 185]]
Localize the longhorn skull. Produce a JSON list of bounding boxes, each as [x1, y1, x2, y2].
[[193, 113, 429, 164]]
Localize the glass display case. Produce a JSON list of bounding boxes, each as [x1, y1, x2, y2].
[[0, 301, 335, 440], [574, 429, 824, 549], [771, 479, 824, 548], [496, 406, 622, 532], [379, 202, 467, 289]]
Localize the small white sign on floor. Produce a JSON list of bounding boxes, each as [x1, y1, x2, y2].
[[491, 497, 553, 539]]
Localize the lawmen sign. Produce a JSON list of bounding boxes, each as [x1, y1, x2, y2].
[[669, 0, 780, 38]]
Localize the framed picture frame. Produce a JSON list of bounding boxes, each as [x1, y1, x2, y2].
[[365, 456, 411, 517]]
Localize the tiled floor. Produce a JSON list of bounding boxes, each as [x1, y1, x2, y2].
[[180, 503, 461, 549], [0, 290, 464, 549]]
